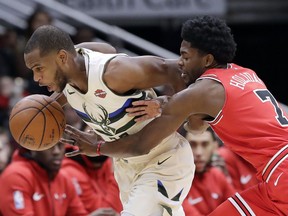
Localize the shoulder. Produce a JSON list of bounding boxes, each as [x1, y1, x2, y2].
[[185, 79, 225, 117], [0, 161, 34, 188], [192, 78, 224, 97], [1, 161, 33, 178]]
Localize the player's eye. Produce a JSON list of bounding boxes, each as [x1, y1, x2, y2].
[[180, 55, 188, 61], [33, 67, 43, 73]]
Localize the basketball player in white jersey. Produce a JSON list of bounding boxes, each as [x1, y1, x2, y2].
[[23, 25, 195, 216]]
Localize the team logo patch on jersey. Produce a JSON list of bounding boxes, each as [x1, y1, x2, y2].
[[13, 190, 25, 209], [72, 177, 82, 195], [94, 89, 107, 98]]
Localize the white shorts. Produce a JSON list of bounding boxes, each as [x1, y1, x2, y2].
[[113, 132, 195, 216]]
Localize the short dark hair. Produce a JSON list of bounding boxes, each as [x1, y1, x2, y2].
[[181, 16, 237, 64], [24, 25, 76, 56]]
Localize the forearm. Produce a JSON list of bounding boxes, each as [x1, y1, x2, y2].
[[100, 97, 188, 157], [100, 135, 142, 158], [65, 89, 194, 158]]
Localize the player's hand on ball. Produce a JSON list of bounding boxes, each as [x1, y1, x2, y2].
[[60, 125, 99, 157]]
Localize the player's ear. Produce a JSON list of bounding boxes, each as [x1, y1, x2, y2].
[[57, 49, 68, 64], [204, 54, 214, 68]]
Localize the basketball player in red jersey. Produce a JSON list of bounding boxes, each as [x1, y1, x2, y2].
[[65, 15, 288, 215]]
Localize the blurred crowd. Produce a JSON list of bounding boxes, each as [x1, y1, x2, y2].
[[0, 6, 259, 216]]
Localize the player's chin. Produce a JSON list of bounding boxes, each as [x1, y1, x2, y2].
[[50, 159, 63, 171], [195, 162, 206, 172]]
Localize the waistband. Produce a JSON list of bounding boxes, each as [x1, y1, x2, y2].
[[262, 144, 288, 182]]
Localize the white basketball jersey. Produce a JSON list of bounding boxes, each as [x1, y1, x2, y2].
[[63, 48, 157, 141]]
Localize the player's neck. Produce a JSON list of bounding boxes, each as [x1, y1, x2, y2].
[[69, 54, 88, 94], [212, 63, 228, 69], [205, 60, 228, 70]]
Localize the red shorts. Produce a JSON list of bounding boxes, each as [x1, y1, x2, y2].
[[209, 145, 288, 216]]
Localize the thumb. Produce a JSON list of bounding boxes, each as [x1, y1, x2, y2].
[[65, 149, 82, 157]]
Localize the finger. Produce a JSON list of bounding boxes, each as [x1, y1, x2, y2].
[[65, 149, 82, 157], [59, 138, 75, 145], [131, 100, 151, 106], [127, 110, 147, 117], [132, 99, 160, 108], [126, 106, 145, 113], [65, 124, 83, 134], [64, 128, 80, 140]]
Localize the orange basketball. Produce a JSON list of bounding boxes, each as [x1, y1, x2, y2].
[[9, 94, 66, 151]]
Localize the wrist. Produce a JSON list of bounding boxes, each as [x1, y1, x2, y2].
[[96, 140, 104, 156]]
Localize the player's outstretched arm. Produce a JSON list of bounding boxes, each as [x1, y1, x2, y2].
[[63, 79, 223, 158], [63, 88, 193, 157]]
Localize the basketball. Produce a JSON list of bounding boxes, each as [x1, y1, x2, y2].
[[9, 94, 66, 151]]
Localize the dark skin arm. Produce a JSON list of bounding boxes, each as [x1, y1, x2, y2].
[[104, 56, 185, 94], [183, 114, 210, 135], [64, 79, 225, 157], [105, 57, 185, 121]]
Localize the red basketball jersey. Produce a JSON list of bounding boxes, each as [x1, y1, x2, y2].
[[198, 64, 288, 179]]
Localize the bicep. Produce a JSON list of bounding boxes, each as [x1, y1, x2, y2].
[[105, 56, 182, 93]]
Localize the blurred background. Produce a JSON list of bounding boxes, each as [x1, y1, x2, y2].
[[0, 0, 288, 129]]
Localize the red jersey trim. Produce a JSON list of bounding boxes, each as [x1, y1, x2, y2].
[[229, 193, 256, 216], [262, 144, 288, 182]]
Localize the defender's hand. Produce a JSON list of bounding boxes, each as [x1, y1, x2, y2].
[[126, 96, 169, 122], [60, 124, 99, 157]]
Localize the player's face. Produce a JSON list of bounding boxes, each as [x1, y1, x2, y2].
[[24, 49, 68, 93], [31, 143, 65, 173], [178, 40, 208, 86], [186, 131, 217, 173]]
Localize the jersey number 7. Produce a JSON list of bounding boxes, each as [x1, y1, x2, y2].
[[254, 89, 288, 126]]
